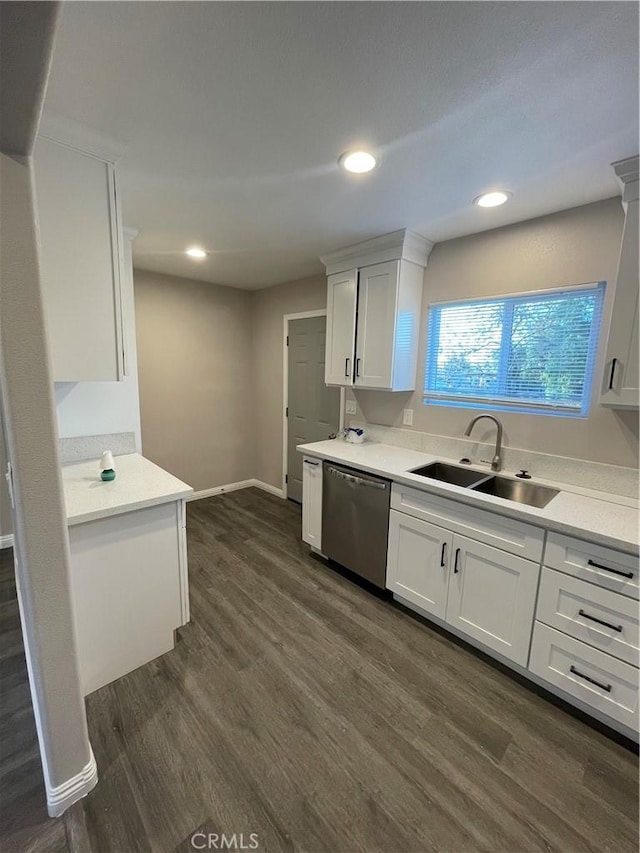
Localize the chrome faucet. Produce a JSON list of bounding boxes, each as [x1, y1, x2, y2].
[[464, 414, 504, 472]]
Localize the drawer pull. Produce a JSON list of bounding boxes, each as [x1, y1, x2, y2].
[[569, 665, 612, 693], [578, 609, 623, 633], [440, 542, 447, 567], [587, 559, 634, 580]]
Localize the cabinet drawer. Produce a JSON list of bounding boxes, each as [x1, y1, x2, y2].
[[545, 533, 639, 600], [391, 484, 544, 562], [529, 622, 639, 729], [537, 568, 639, 666]]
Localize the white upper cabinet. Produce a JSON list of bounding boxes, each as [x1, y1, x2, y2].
[[322, 230, 432, 391], [355, 259, 423, 390], [600, 156, 639, 409], [325, 269, 357, 386], [34, 134, 125, 382]]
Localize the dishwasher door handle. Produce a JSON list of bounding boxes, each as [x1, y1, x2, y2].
[[326, 466, 388, 490]]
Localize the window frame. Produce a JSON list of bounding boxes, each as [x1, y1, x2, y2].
[[423, 282, 606, 418]]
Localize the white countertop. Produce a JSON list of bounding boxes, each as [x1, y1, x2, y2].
[[298, 439, 640, 554], [62, 453, 193, 526]]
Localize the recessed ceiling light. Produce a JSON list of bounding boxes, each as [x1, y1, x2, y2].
[[339, 150, 377, 174], [473, 190, 512, 208], [186, 246, 207, 259]]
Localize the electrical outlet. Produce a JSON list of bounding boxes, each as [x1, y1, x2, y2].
[[345, 399, 357, 415], [403, 408, 413, 426]]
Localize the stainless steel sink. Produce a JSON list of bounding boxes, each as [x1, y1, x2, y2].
[[471, 476, 559, 508], [409, 461, 488, 488], [409, 460, 560, 509]]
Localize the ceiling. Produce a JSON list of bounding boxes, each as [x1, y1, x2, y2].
[[42, 2, 638, 290]]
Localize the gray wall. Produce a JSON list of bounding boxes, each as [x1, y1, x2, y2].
[[250, 274, 327, 488], [134, 269, 254, 492], [348, 197, 639, 469]]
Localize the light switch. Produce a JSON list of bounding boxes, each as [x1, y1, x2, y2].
[[345, 399, 357, 415], [403, 408, 413, 426]]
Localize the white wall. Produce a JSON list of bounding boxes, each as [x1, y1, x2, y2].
[[54, 231, 142, 449], [1, 150, 94, 814]]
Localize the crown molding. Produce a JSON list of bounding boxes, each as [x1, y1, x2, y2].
[[320, 229, 434, 275], [37, 113, 127, 163], [612, 155, 639, 204]]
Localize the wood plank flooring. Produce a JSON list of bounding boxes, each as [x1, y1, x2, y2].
[[0, 548, 70, 853], [1, 489, 638, 852]]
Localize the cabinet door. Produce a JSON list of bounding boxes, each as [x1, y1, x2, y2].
[[302, 456, 323, 548], [600, 198, 639, 408], [355, 261, 399, 389], [69, 502, 182, 695], [325, 269, 357, 386], [386, 510, 452, 618], [33, 137, 124, 382], [445, 535, 540, 665]]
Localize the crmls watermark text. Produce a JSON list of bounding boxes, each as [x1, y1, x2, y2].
[[190, 832, 260, 850]]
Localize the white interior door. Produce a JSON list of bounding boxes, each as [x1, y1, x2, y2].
[[287, 316, 340, 503], [325, 269, 357, 386], [355, 260, 399, 389]]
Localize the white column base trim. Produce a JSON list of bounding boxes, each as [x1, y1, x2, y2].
[[188, 479, 284, 502], [0, 534, 14, 549], [47, 748, 98, 817]]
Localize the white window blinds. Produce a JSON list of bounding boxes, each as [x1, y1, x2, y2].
[[424, 283, 605, 416]]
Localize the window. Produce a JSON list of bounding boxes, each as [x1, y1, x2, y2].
[[424, 283, 605, 417]]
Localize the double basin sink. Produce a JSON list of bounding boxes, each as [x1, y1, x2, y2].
[[409, 461, 559, 509]]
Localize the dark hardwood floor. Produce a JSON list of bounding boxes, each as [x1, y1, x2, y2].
[[0, 548, 70, 853], [1, 489, 638, 852]]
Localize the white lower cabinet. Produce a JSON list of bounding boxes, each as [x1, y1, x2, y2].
[[387, 509, 540, 666], [536, 567, 639, 666], [69, 500, 188, 696], [529, 623, 639, 729], [445, 535, 539, 666], [387, 511, 451, 619], [302, 456, 323, 549]]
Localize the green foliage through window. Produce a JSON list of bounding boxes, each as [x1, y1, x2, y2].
[[424, 284, 605, 416]]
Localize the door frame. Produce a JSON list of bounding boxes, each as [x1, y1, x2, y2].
[[282, 310, 345, 499]]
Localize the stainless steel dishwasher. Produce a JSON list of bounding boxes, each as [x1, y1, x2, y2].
[[322, 461, 391, 589]]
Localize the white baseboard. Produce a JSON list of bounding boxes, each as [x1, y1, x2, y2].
[[253, 479, 285, 498], [188, 479, 285, 502], [47, 748, 98, 818], [0, 534, 14, 549], [187, 480, 255, 501]]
